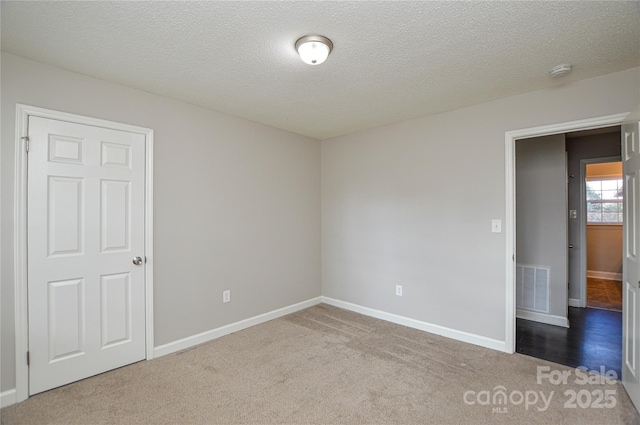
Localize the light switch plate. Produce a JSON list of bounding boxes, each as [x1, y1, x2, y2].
[[491, 219, 502, 233]]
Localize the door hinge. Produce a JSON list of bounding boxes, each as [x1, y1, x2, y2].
[[21, 136, 29, 153], [27, 351, 30, 366]]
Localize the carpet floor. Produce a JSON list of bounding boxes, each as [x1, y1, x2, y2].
[[2, 304, 639, 424]]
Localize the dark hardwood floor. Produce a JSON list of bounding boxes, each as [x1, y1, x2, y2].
[[516, 307, 622, 378]]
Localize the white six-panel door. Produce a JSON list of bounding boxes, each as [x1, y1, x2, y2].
[[622, 110, 640, 411], [27, 116, 146, 395]]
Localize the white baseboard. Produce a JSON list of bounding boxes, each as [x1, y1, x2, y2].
[[154, 296, 322, 358], [568, 298, 582, 308], [587, 270, 622, 281], [321, 296, 507, 353], [517, 309, 569, 328], [1, 389, 17, 408]]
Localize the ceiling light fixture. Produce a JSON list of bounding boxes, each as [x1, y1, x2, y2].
[[549, 64, 573, 78], [295, 35, 333, 65]]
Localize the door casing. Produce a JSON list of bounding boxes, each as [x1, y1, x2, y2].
[[505, 113, 628, 353], [13, 104, 155, 403], [577, 156, 622, 308]]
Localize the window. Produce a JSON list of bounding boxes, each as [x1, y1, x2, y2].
[[586, 178, 623, 223]]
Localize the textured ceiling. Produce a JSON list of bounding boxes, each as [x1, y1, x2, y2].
[[2, 1, 639, 140]]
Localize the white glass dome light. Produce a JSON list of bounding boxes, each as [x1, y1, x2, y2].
[[295, 35, 333, 65]]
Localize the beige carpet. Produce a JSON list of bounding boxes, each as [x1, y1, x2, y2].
[[2, 304, 639, 424]]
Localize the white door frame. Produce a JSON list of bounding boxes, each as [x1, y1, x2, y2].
[[578, 156, 622, 308], [504, 113, 628, 353], [13, 104, 154, 403]]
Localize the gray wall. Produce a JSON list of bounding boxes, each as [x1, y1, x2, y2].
[[1, 53, 322, 391], [566, 132, 622, 299], [516, 135, 567, 319], [322, 67, 639, 342]]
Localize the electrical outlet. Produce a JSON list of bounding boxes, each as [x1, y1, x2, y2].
[[396, 285, 403, 296], [223, 290, 231, 303]]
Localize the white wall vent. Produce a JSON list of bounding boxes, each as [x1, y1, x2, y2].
[[516, 264, 550, 313]]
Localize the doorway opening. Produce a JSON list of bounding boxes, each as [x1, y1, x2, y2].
[[513, 124, 623, 377], [584, 160, 623, 312]]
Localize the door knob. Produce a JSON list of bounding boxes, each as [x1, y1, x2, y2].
[[568, 244, 574, 249], [132, 256, 143, 266]]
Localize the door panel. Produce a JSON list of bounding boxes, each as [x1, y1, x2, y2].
[[48, 278, 85, 362], [28, 116, 146, 395], [100, 273, 132, 348], [48, 177, 84, 256], [48, 135, 84, 164], [101, 141, 131, 168], [101, 180, 131, 252], [622, 109, 640, 410]]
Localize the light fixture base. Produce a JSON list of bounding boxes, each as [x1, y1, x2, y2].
[[295, 35, 333, 65], [550, 64, 573, 78]]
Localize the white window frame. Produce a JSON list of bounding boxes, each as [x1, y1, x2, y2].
[[586, 176, 623, 224]]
